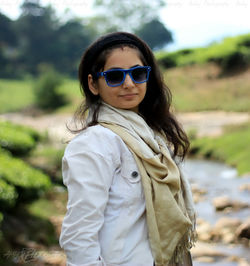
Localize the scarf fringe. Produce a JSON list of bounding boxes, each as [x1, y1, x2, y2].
[[169, 222, 197, 265]]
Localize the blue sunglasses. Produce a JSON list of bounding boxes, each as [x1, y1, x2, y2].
[[96, 66, 151, 87]]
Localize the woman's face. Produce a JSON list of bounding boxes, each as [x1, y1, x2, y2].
[[88, 47, 147, 113]]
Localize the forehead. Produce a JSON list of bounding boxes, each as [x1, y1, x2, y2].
[[104, 47, 143, 69]]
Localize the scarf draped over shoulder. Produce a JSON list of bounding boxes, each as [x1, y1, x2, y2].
[[88, 103, 196, 266]]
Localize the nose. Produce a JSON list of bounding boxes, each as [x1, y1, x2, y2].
[[123, 73, 135, 88]]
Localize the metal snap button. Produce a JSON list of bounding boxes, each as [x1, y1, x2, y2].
[[131, 171, 138, 178]]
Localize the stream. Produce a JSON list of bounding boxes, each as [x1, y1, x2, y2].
[[183, 159, 250, 266]]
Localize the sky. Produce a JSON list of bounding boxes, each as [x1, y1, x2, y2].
[[1, 0, 250, 51]]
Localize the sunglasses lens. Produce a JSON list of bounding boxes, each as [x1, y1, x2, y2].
[[106, 70, 124, 86], [131, 67, 148, 83]]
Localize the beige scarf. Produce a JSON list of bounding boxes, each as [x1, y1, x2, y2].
[[90, 103, 196, 265]]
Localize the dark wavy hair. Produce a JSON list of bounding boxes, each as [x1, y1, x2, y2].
[[72, 32, 189, 159]]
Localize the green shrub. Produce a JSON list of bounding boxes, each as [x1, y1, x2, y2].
[[0, 121, 41, 156], [0, 152, 51, 189], [196, 35, 250, 73], [156, 48, 195, 68], [221, 50, 248, 73], [190, 123, 250, 175], [156, 33, 250, 72], [0, 152, 51, 206], [33, 66, 68, 110], [0, 179, 18, 208], [156, 51, 178, 68], [236, 33, 250, 48], [29, 146, 65, 184], [0, 120, 41, 139]]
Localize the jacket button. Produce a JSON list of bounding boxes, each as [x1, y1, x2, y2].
[[131, 171, 138, 178]]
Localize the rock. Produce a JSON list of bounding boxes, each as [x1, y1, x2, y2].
[[193, 193, 205, 203], [213, 216, 241, 230], [227, 255, 241, 262], [236, 218, 250, 240], [213, 196, 249, 212], [49, 215, 64, 238], [191, 241, 226, 259], [238, 258, 250, 266], [191, 184, 207, 203], [226, 256, 250, 266], [211, 217, 241, 244], [239, 183, 250, 192], [196, 218, 212, 242], [191, 184, 207, 195], [195, 256, 215, 263]]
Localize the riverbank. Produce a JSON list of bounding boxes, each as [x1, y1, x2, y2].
[[185, 159, 250, 266], [1, 110, 249, 139], [189, 121, 250, 175]]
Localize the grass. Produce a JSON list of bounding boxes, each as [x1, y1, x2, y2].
[[164, 63, 250, 112], [53, 78, 82, 113], [0, 78, 82, 114], [0, 79, 35, 113], [190, 123, 250, 175], [1, 64, 250, 114]]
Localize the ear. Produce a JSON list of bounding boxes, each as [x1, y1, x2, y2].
[[88, 74, 99, 95]]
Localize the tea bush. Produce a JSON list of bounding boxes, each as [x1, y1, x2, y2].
[[157, 48, 195, 68], [156, 33, 250, 73], [0, 179, 17, 209], [0, 123, 54, 254], [0, 148, 18, 208], [0, 151, 51, 208], [30, 146, 65, 184], [0, 121, 41, 156]]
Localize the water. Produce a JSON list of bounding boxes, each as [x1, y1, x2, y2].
[[183, 159, 250, 224], [182, 159, 250, 265]]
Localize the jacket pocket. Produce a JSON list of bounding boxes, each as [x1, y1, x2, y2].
[[120, 158, 143, 199]]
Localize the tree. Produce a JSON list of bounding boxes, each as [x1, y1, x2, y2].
[[56, 19, 94, 76], [0, 13, 17, 47], [14, 0, 60, 75], [33, 65, 67, 110], [11, 0, 95, 77], [90, 0, 173, 50], [0, 13, 18, 78], [87, 15, 119, 36], [92, 0, 166, 34], [135, 19, 173, 50]]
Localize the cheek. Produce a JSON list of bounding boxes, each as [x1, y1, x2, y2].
[[141, 84, 147, 95], [98, 83, 118, 100]]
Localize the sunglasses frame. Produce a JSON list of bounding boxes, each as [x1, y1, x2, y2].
[[96, 66, 151, 87]]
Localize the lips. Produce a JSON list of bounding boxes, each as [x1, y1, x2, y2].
[[119, 93, 137, 98]]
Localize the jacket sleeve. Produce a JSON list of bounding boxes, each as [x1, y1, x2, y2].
[[59, 150, 114, 266]]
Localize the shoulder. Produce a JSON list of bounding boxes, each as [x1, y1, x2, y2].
[[64, 125, 127, 163]]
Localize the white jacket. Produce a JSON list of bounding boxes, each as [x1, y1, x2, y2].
[[60, 125, 154, 266]]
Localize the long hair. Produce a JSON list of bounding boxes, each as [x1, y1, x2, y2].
[[71, 32, 189, 160]]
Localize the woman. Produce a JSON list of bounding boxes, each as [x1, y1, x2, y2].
[[60, 32, 196, 266]]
